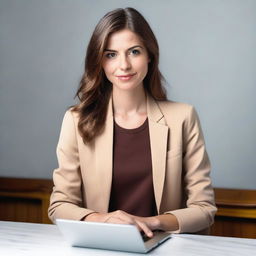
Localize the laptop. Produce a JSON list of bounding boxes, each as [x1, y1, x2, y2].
[[56, 219, 171, 253]]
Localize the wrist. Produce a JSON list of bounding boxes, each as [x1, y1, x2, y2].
[[150, 216, 161, 230], [155, 214, 179, 231], [83, 212, 99, 221]]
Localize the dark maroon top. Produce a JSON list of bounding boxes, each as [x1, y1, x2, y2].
[[108, 118, 157, 217]]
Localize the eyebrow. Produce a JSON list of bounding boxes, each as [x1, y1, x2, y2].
[[104, 45, 143, 52]]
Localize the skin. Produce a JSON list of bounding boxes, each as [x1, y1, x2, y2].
[[102, 28, 150, 129], [85, 29, 179, 237]]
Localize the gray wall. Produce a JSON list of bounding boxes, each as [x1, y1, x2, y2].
[[0, 0, 255, 189]]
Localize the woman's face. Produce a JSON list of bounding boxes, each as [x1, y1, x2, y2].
[[102, 29, 150, 93]]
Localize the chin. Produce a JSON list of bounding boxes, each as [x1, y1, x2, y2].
[[114, 82, 143, 92]]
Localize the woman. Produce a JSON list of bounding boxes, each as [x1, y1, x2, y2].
[[48, 7, 216, 237]]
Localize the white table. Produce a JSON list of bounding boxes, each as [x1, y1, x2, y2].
[[0, 221, 255, 256]]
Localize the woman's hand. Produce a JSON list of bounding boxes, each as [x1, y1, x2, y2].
[[137, 214, 179, 232], [85, 211, 179, 234], [84, 210, 157, 237]]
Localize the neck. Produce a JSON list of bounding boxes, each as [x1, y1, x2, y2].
[[112, 86, 147, 116]]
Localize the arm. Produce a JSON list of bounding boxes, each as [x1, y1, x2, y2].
[[165, 106, 217, 233], [48, 110, 95, 222]]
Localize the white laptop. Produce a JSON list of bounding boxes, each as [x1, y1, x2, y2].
[[56, 219, 171, 253]]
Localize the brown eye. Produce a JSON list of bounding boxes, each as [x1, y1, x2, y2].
[[105, 52, 116, 59]]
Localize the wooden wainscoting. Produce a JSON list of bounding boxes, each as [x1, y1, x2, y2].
[[0, 177, 53, 224], [211, 188, 256, 238], [1, 177, 256, 238]]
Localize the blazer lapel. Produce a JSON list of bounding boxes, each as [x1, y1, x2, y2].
[[147, 95, 168, 213], [94, 96, 114, 213]]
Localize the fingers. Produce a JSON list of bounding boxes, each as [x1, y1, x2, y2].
[[105, 210, 153, 237], [112, 210, 135, 224], [137, 216, 161, 231], [135, 220, 153, 238], [104, 216, 128, 225], [104, 210, 134, 225], [86, 210, 154, 238]]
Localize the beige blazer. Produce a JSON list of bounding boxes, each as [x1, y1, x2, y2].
[[48, 94, 216, 233]]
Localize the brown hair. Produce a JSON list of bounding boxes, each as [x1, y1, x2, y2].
[[73, 7, 167, 143]]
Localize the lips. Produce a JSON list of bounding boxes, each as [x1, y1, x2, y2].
[[116, 73, 136, 81]]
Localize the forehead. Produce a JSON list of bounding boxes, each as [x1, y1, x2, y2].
[[105, 29, 143, 50]]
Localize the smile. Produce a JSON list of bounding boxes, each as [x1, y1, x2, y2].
[[116, 74, 136, 81]]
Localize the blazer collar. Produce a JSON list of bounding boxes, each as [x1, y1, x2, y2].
[[94, 93, 168, 214], [146, 93, 165, 123]]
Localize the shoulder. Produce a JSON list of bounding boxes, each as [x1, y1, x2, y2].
[[156, 100, 197, 121], [57, 107, 82, 145], [60, 107, 80, 129], [63, 107, 79, 120], [155, 100, 203, 136]]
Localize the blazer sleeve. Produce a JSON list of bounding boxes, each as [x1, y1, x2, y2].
[[165, 106, 217, 233], [48, 110, 95, 223]]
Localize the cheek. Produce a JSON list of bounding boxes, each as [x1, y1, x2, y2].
[[136, 60, 148, 75], [102, 63, 117, 84], [102, 62, 114, 76]]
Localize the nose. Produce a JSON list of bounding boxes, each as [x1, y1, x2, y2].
[[119, 54, 131, 71]]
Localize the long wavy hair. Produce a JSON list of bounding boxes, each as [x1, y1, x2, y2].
[[73, 7, 167, 143]]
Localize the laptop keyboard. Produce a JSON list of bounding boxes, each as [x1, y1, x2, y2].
[[141, 231, 160, 242], [142, 233, 152, 242], [141, 230, 166, 242]]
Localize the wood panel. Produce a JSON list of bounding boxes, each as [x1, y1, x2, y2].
[[0, 177, 53, 224], [1, 178, 256, 238], [211, 188, 256, 238]]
